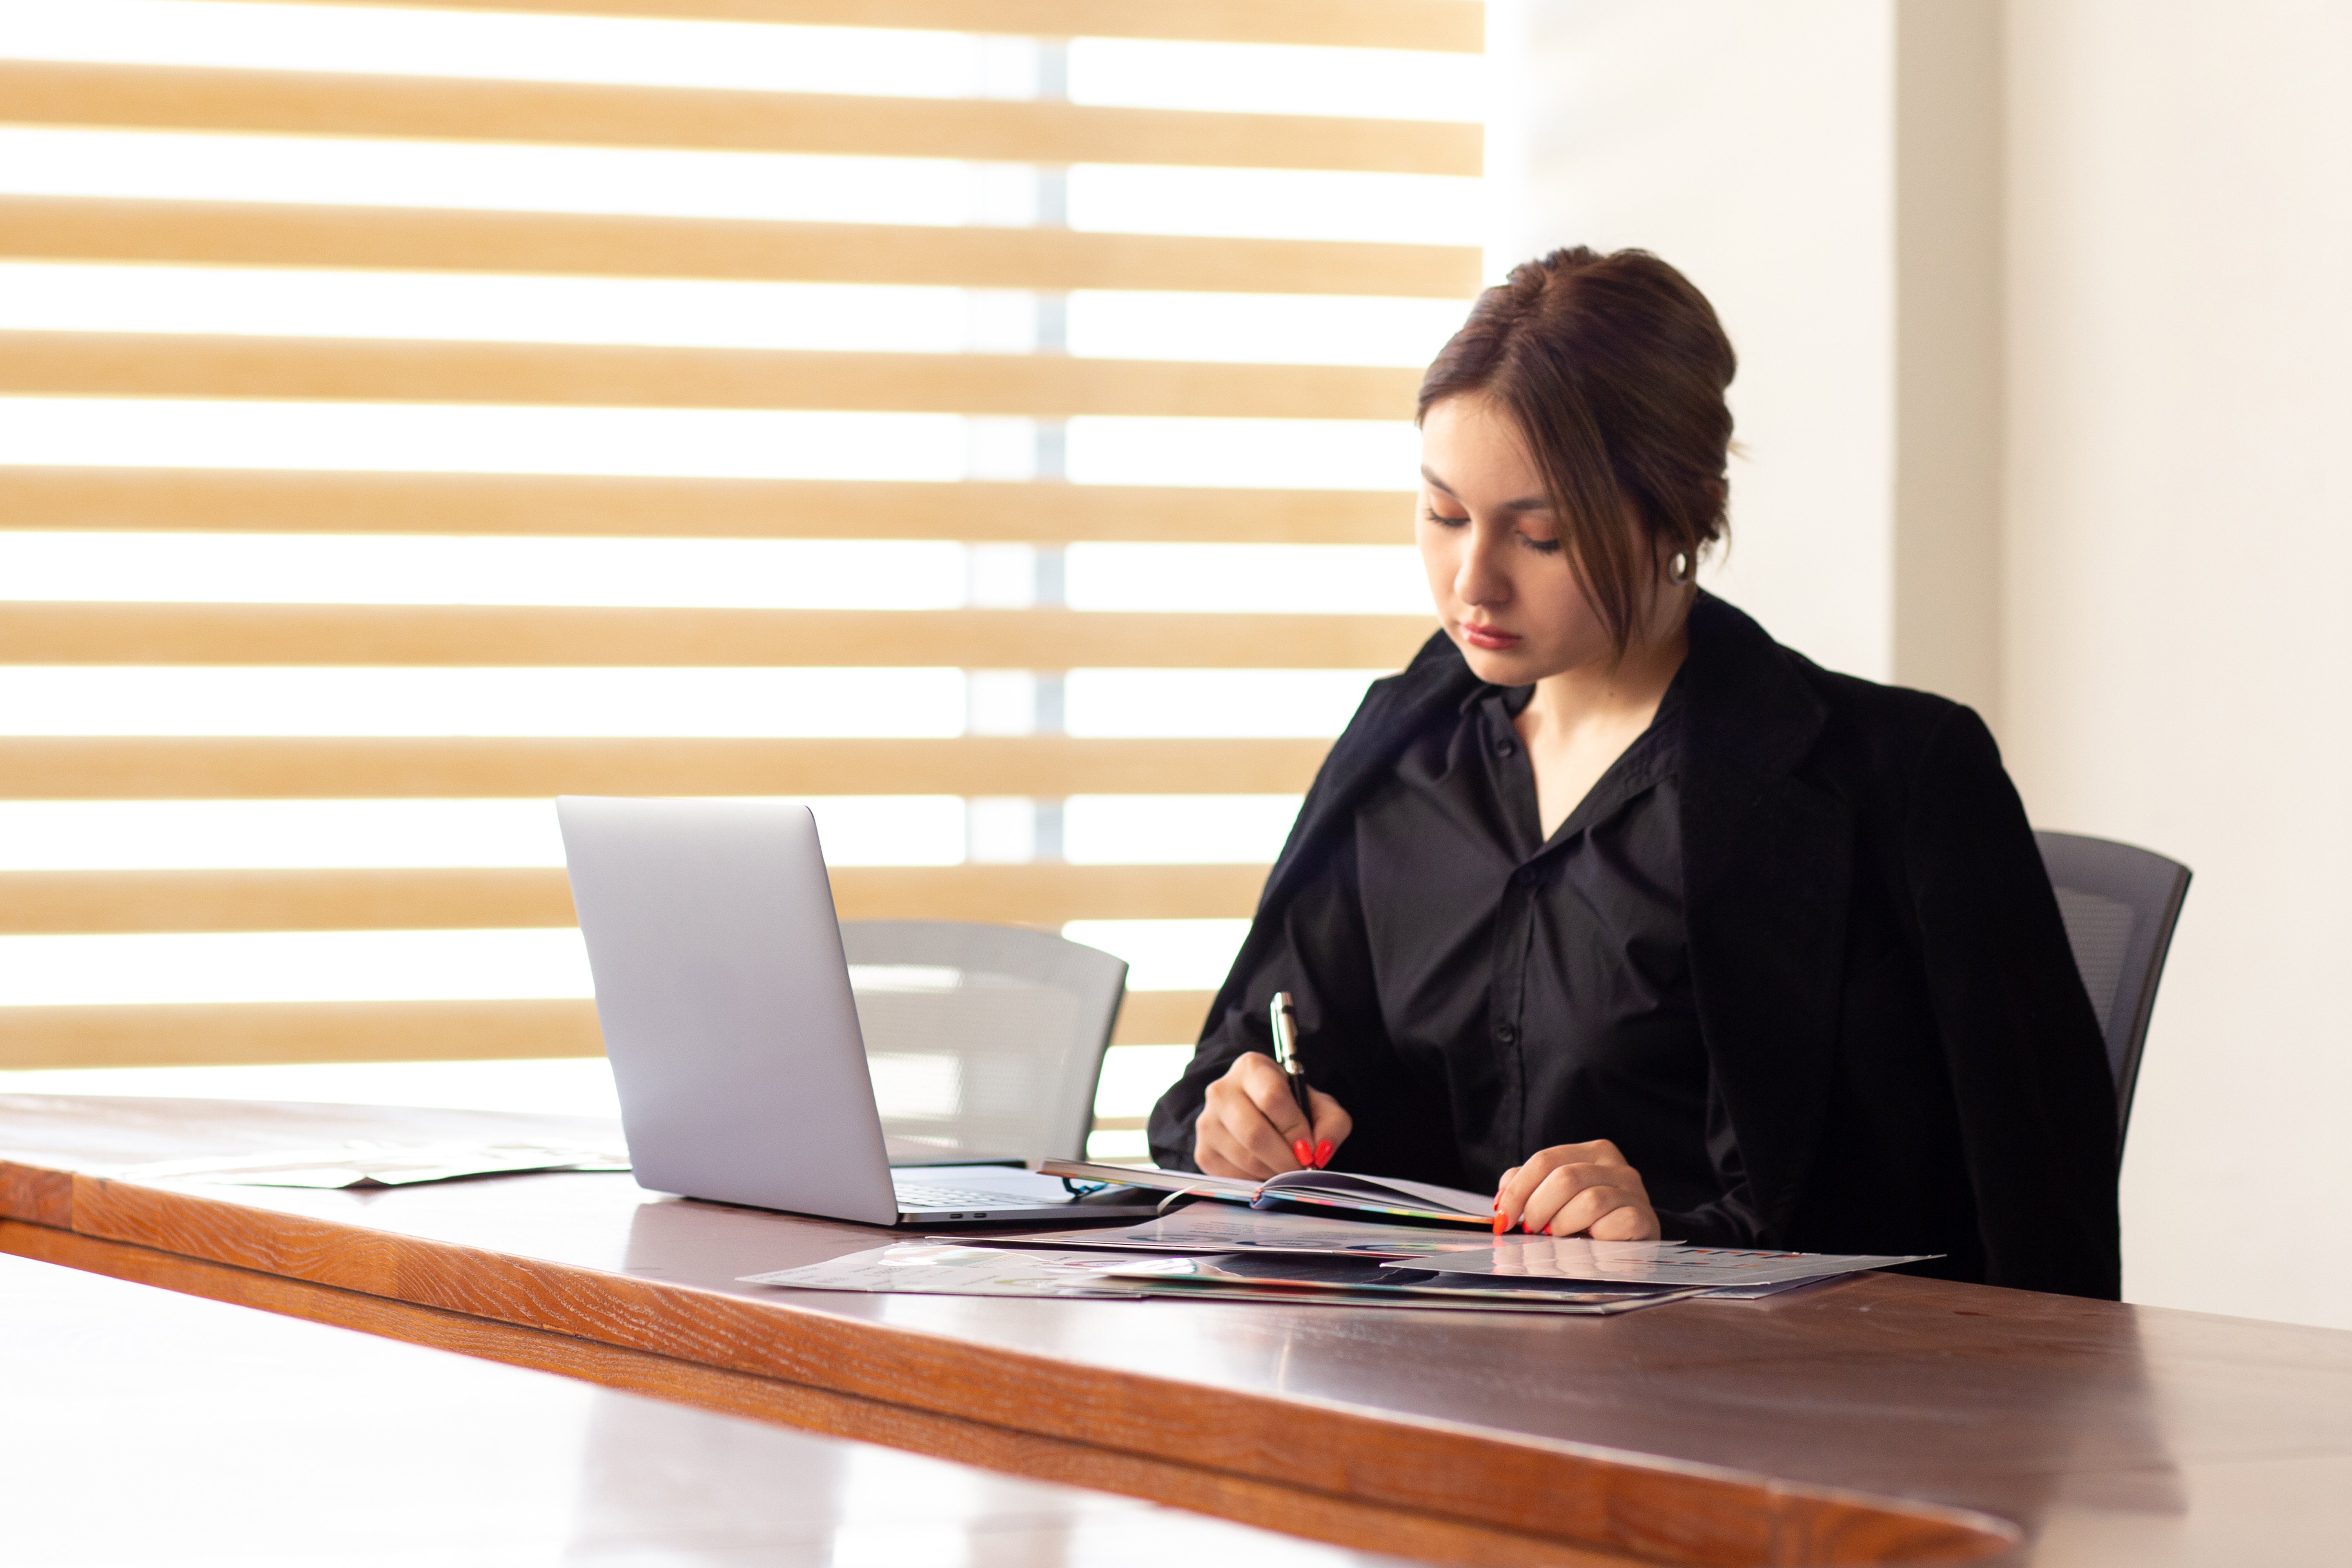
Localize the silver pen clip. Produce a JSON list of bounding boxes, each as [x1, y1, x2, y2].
[[1270, 991, 1302, 1076]]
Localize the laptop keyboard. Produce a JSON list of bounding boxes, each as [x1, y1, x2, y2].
[[892, 1181, 1048, 1211]]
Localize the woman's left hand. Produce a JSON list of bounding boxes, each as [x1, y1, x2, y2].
[[1494, 1139, 1661, 1240]]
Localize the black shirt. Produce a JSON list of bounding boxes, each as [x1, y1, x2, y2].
[[1153, 597, 2122, 1296], [1180, 673, 1762, 1243]]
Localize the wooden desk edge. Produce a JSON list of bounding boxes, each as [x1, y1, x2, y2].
[[0, 1161, 2020, 1568]]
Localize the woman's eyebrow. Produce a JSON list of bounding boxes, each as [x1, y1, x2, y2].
[[1420, 468, 1551, 514]]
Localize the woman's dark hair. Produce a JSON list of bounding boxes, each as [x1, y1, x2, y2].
[[1417, 246, 1736, 657]]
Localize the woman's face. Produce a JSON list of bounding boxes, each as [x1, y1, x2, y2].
[[1417, 392, 1615, 685]]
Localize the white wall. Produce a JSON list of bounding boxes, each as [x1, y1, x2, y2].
[[1499, 0, 1897, 682], [2004, 0, 2352, 1327], [1507, 0, 2352, 1328]]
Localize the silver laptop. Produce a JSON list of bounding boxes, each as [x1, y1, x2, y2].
[[557, 796, 1152, 1227]]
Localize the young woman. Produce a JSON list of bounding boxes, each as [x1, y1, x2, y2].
[[1147, 247, 2121, 1299]]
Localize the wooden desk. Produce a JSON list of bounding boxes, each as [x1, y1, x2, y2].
[[5, 1095, 2348, 1566], [0, 1245, 1419, 1566]]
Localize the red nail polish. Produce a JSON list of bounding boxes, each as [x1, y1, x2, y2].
[[1491, 1211, 1508, 1236], [1314, 1140, 1334, 1168], [1292, 1139, 1312, 1166]]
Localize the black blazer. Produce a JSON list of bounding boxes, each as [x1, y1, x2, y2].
[[1149, 592, 2122, 1300]]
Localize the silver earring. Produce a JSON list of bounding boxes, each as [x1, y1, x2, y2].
[[1669, 550, 1693, 584]]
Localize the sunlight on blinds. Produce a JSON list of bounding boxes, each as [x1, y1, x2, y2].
[[0, 0, 1486, 1154]]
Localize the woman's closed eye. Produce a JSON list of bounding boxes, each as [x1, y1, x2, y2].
[[1423, 506, 1562, 554]]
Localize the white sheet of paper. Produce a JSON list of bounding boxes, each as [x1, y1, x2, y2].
[[113, 1140, 631, 1189], [742, 1244, 1156, 1298], [1257, 1169, 1496, 1220], [1407, 1237, 1930, 1286]]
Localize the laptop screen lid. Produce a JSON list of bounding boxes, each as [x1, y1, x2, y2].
[[557, 796, 900, 1224]]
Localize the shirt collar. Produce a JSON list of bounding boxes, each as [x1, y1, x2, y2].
[[1471, 664, 1690, 851]]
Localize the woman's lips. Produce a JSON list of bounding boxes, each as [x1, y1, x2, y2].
[[1460, 621, 1522, 651]]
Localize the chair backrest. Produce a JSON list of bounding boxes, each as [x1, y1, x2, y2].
[[2034, 830, 2192, 1151], [837, 920, 1127, 1164]]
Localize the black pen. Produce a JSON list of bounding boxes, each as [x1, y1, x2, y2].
[[1268, 991, 1316, 1139]]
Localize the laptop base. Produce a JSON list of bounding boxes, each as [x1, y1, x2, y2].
[[889, 1164, 1161, 1226]]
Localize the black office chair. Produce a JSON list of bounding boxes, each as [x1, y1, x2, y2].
[[2034, 831, 2191, 1156]]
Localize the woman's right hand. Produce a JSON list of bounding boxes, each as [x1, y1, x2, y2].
[[1194, 1052, 1353, 1178]]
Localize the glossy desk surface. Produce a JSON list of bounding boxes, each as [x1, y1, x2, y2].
[[6, 1095, 2350, 1566], [0, 1247, 1419, 1567]]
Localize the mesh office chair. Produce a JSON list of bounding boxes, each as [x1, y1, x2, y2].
[[2034, 831, 2191, 1154], [838, 920, 1127, 1164]]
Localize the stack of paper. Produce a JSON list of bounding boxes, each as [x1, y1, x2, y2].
[[740, 1215, 1932, 1314], [980, 1210, 1931, 1300], [741, 1168, 1931, 1313], [740, 1243, 1699, 1314]]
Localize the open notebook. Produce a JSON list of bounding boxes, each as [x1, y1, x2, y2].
[[1040, 1159, 1493, 1228]]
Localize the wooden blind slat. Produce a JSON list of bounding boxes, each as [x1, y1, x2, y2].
[[0, 737, 1333, 799], [0, 999, 604, 1069], [0, 989, 1216, 1071], [0, 197, 1482, 301], [0, 864, 1267, 933], [1108, 989, 1215, 1049], [0, 332, 1421, 421], [220, 0, 1486, 54], [0, 61, 1481, 178], [0, 470, 1411, 546], [0, 603, 1434, 669]]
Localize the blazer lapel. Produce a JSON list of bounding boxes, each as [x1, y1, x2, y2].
[[1678, 595, 1852, 1237], [1197, 629, 1472, 1035]]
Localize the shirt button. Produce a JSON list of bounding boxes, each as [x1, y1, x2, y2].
[[1495, 1022, 1519, 1046], [1493, 735, 1516, 757]]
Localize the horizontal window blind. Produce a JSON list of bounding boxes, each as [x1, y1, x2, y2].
[[0, 0, 1483, 1155]]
